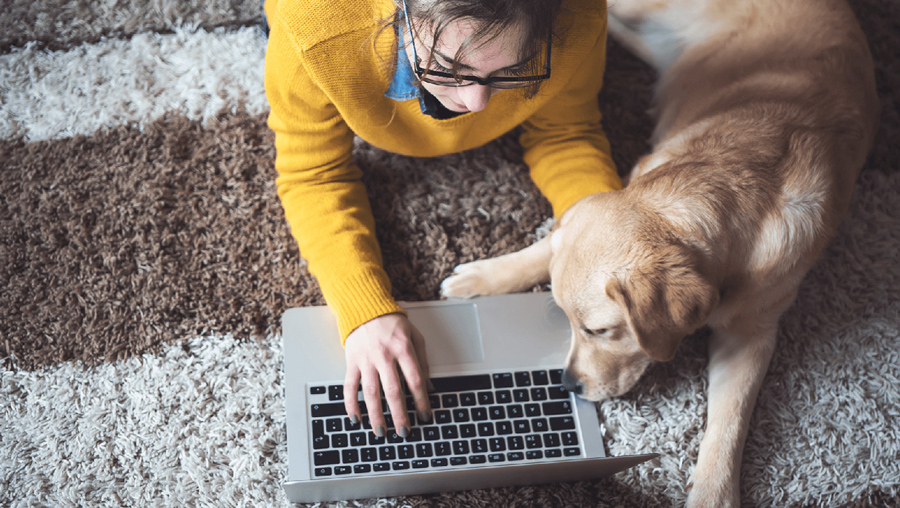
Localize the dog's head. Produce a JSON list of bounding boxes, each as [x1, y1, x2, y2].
[[550, 193, 719, 400]]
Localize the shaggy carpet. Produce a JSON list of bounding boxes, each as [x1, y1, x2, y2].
[[1, 0, 899, 507]]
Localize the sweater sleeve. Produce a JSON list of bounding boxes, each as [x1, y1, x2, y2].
[[519, 14, 622, 219], [264, 8, 405, 344]]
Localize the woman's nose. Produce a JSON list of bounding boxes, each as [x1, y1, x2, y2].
[[457, 84, 493, 112]]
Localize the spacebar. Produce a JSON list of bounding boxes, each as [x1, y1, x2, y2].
[[429, 374, 492, 392]]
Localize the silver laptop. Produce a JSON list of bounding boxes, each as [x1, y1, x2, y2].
[[281, 291, 657, 503]]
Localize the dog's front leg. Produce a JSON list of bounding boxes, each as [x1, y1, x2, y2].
[[440, 235, 552, 298], [687, 313, 778, 508]]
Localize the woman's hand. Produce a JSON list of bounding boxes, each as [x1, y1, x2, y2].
[[343, 313, 432, 438]]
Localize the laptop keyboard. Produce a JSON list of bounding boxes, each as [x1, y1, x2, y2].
[[308, 369, 582, 477]]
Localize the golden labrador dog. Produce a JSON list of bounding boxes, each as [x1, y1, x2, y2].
[[441, 0, 879, 505]]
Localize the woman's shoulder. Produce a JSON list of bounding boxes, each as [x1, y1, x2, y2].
[[270, 0, 395, 51]]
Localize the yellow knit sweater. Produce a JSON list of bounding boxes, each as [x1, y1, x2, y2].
[[264, 0, 621, 343]]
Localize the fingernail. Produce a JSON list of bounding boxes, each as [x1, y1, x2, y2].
[[418, 411, 432, 423], [375, 426, 385, 438], [349, 414, 359, 425], [398, 426, 410, 438]]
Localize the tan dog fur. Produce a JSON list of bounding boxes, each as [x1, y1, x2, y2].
[[440, 0, 879, 506]]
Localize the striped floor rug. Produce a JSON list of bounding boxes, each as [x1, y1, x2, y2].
[[2, 1, 899, 506]]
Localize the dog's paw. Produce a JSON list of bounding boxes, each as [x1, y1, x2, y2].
[[440, 261, 498, 298]]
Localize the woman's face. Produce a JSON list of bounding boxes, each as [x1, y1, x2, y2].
[[405, 18, 529, 113]]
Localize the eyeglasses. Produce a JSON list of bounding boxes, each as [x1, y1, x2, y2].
[[400, 0, 552, 89]]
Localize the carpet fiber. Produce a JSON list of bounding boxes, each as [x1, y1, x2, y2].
[[2, 0, 899, 506]]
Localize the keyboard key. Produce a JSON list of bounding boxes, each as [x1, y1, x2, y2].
[[311, 402, 346, 418], [361, 447, 377, 462], [431, 458, 448, 467], [508, 452, 525, 461], [562, 432, 579, 446], [441, 426, 459, 440], [531, 387, 548, 401], [441, 394, 459, 408], [477, 391, 495, 405], [564, 447, 581, 457], [354, 464, 371, 474], [374, 462, 390, 472], [392, 461, 410, 470], [341, 449, 359, 463], [550, 369, 563, 384], [345, 416, 362, 430], [310, 386, 326, 395], [513, 389, 530, 402], [507, 436, 524, 450], [350, 432, 367, 447], [525, 404, 541, 417], [532, 418, 549, 432], [453, 440, 470, 455], [407, 428, 422, 442], [489, 406, 506, 420], [546, 449, 562, 458], [314, 467, 332, 476], [460, 392, 477, 406], [477, 422, 495, 437], [398, 445, 415, 459], [496, 391, 512, 404], [472, 439, 488, 453], [508, 405, 524, 418], [493, 373, 514, 388], [328, 385, 344, 401], [531, 370, 550, 386], [453, 409, 470, 422], [431, 374, 492, 393], [543, 434, 561, 448], [314, 451, 339, 466], [379, 447, 396, 461], [450, 457, 468, 466], [331, 434, 348, 448], [548, 386, 570, 400], [435, 410, 452, 424], [489, 438, 506, 452], [412, 460, 429, 469], [416, 443, 434, 457], [550, 416, 576, 431], [435, 442, 452, 456], [514, 372, 532, 387], [471, 407, 488, 421], [387, 431, 404, 444], [543, 401, 573, 415], [368, 433, 385, 445], [335, 466, 352, 475], [525, 435, 542, 449], [423, 427, 440, 441], [313, 435, 329, 450], [527, 450, 544, 460], [460, 424, 477, 438], [496, 421, 513, 435], [326, 418, 342, 432], [489, 453, 506, 463], [514, 420, 531, 434], [470, 454, 487, 464]]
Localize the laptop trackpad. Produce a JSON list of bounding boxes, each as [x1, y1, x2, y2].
[[407, 303, 484, 366]]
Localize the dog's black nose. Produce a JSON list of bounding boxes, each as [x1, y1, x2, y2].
[[562, 369, 583, 395]]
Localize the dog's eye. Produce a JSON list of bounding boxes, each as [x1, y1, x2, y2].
[[583, 327, 608, 337]]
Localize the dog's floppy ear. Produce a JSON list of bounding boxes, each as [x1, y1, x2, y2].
[[606, 244, 718, 361]]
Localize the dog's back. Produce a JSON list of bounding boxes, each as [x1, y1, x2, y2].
[[610, 0, 880, 311]]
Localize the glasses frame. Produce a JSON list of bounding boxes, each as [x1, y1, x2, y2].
[[400, 0, 552, 89]]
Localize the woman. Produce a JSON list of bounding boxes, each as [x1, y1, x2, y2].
[[264, 0, 621, 440]]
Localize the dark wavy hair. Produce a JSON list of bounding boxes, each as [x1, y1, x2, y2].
[[389, 0, 564, 98]]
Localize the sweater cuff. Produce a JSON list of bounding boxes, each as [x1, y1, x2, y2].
[[320, 269, 407, 346]]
